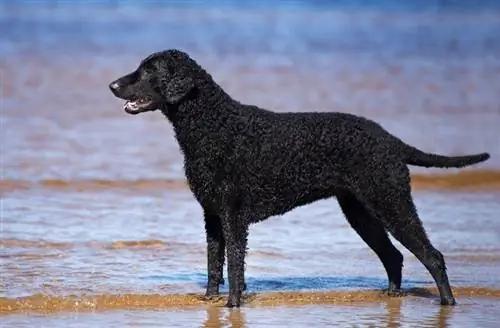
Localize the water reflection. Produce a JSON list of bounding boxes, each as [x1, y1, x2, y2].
[[382, 300, 454, 328], [202, 307, 247, 328], [196, 299, 455, 328]]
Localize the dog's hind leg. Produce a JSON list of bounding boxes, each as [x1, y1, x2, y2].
[[355, 171, 456, 306], [337, 192, 404, 296], [204, 210, 226, 297]]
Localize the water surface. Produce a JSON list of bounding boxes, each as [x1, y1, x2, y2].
[[1, 1, 500, 327]]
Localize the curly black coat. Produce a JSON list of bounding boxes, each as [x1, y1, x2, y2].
[[109, 49, 490, 307]]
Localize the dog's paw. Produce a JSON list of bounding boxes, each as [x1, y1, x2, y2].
[[199, 294, 224, 303], [224, 300, 241, 308], [383, 289, 407, 297]]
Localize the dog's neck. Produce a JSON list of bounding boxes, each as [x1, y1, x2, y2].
[[160, 82, 236, 158]]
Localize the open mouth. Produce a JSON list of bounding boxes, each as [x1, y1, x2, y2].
[[123, 98, 154, 115]]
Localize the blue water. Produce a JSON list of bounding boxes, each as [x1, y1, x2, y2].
[[2, 0, 499, 60]]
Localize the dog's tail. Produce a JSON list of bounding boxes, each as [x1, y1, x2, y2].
[[405, 146, 490, 168]]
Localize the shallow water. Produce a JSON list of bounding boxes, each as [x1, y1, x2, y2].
[[1, 1, 500, 327], [2, 298, 500, 328], [2, 188, 500, 298]]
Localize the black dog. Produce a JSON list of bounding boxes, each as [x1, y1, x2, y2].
[[109, 49, 490, 308]]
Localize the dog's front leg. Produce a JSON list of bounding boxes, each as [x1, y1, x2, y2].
[[221, 212, 248, 308], [204, 210, 225, 297]]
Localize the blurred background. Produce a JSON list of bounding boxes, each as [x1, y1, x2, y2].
[[1, 1, 500, 327]]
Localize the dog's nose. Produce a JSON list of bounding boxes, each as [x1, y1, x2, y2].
[[109, 82, 121, 92]]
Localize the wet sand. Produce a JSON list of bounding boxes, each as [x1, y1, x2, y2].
[[3, 287, 500, 314], [2, 292, 500, 327], [2, 1, 500, 327]]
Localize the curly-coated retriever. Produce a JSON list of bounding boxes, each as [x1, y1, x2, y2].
[[109, 49, 490, 308]]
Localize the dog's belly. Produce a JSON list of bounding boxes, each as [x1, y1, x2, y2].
[[245, 185, 341, 223]]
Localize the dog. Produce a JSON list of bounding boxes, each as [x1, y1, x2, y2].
[[109, 49, 490, 307]]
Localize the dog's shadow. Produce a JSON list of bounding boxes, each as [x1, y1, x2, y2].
[[145, 273, 435, 296], [222, 275, 431, 293]]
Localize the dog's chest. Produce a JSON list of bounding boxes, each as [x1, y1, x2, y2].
[[183, 157, 228, 208]]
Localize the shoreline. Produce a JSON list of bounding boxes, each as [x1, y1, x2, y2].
[[2, 170, 500, 193], [2, 286, 500, 314]]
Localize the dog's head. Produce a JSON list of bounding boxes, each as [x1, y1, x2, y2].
[[109, 49, 196, 115]]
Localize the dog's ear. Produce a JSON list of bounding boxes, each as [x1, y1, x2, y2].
[[163, 75, 194, 104]]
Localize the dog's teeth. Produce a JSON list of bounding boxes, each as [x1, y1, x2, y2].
[[124, 101, 138, 110]]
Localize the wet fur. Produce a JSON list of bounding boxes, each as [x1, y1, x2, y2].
[[109, 49, 490, 308]]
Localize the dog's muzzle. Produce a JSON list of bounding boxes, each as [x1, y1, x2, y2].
[[123, 99, 154, 115]]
